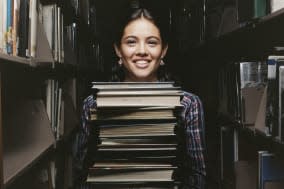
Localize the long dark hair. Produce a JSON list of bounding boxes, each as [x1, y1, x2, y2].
[[111, 8, 172, 82]]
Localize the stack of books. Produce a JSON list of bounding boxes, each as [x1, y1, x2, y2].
[[86, 82, 183, 188]]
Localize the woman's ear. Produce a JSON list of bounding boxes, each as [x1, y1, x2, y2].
[[114, 44, 122, 58], [161, 44, 168, 58]]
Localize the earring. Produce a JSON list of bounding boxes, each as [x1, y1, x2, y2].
[[118, 58, 123, 66], [160, 59, 165, 66]]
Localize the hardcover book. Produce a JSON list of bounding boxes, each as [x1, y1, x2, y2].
[[266, 56, 284, 136]]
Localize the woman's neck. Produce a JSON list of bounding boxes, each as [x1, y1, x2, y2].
[[124, 74, 158, 82], [124, 77, 159, 82]]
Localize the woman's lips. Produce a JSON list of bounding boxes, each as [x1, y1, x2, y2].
[[134, 60, 150, 68]]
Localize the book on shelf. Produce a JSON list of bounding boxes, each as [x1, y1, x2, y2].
[[217, 62, 242, 121], [29, 0, 37, 57], [237, 0, 268, 23], [18, 0, 30, 57], [278, 66, 284, 141], [266, 56, 284, 137], [238, 61, 267, 126], [270, 0, 284, 13]]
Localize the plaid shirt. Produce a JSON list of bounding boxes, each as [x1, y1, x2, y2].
[[73, 91, 206, 189]]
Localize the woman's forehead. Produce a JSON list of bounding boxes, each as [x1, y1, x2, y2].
[[122, 18, 161, 38]]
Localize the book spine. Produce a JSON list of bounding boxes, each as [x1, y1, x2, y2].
[[12, 0, 19, 56], [54, 5, 58, 62], [6, 0, 13, 54], [266, 58, 276, 136], [18, 0, 29, 57], [29, 0, 37, 57], [0, 0, 3, 53], [279, 66, 284, 141], [2, 0, 7, 54], [254, 0, 267, 18]]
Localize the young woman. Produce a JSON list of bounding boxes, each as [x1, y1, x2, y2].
[[73, 8, 206, 189]]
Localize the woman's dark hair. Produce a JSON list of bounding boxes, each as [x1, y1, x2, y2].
[[111, 8, 172, 82], [113, 8, 169, 48]]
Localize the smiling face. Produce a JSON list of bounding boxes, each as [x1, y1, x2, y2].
[[115, 17, 168, 82]]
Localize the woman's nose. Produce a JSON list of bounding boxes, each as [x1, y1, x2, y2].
[[137, 42, 148, 55]]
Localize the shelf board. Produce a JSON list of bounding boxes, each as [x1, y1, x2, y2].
[[3, 99, 55, 187], [0, 53, 31, 66]]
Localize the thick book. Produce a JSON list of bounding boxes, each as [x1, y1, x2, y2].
[[91, 107, 182, 121], [99, 136, 178, 146], [92, 82, 182, 107], [98, 123, 176, 138], [87, 168, 175, 183], [96, 95, 182, 108]]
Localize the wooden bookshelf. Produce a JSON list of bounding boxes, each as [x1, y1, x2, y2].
[[193, 7, 284, 62], [0, 53, 31, 66], [0, 1, 82, 188]]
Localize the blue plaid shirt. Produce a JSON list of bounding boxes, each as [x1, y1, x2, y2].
[[73, 91, 206, 189]]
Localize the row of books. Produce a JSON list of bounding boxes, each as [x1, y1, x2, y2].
[[265, 55, 284, 140], [218, 60, 266, 123], [39, 2, 64, 63], [0, 0, 79, 64], [217, 54, 284, 142], [86, 82, 183, 188], [0, 0, 37, 57]]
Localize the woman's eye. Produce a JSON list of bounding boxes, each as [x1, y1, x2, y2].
[[126, 40, 136, 46], [148, 40, 158, 46]]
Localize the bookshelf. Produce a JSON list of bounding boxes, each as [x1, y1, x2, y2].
[[201, 5, 284, 189], [0, 0, 85, 188]]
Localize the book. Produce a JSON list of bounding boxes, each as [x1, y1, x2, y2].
[[92, 82, 182, 107], [91, 107, 181, 121], [98, 123, 176, 138], [96, 89, 182, 95], [87, 168, 175, 183], [270, 0, 284, 13], [18, 0, 29, 57], [92, 162, 175, 168], [96, 95, 181, 108], [92, 82, 175, 89], [0, 0, 3, 53], [279, 66, 284, 141], [266, 56, 284, 136], [99, 136, 178, 146], [29, 0, 37, 57]]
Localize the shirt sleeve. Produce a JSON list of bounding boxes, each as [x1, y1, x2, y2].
[[72, 95, 97, 186], [181, 92, 206, 189]]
